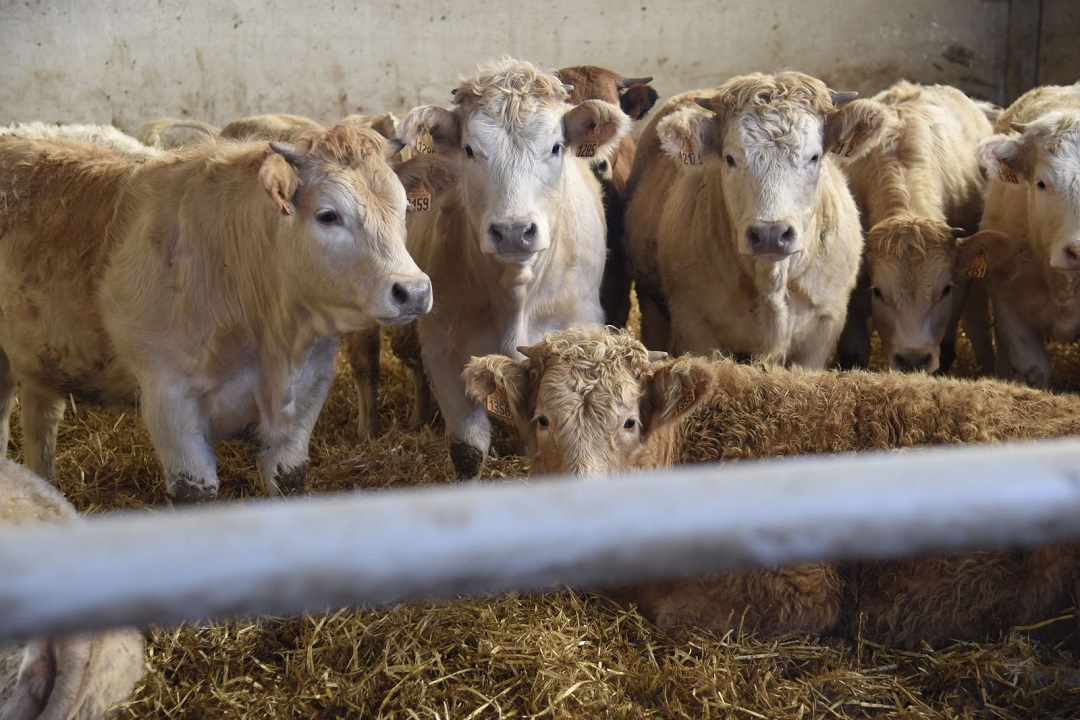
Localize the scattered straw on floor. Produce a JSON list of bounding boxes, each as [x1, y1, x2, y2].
[[12, 309, 1080, 719]]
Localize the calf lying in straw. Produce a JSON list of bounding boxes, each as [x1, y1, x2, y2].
[[0, 459, 145, 718], [463, 326, 1080, 648]]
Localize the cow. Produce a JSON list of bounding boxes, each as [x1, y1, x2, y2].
[[1, 121, 160, 155], [965, 83, 1080, 388], [0, 125, 432, 501], [463, 325, 1080, 648], [0, 458, 145, 719], [557, 65, 658, 328], [389, 57, 629, 479], [624, 71, 891, 366], [834, 81, 995, 374], [139, 117, 220, 149]]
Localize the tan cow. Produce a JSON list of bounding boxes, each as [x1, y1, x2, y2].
[[138, 117, 220, 149], [0, 459, 145, 718], [0, 126, 431, 501], [463, 325, 1080, 647], [835, 81, 995, 374], [391, 58, 629, 479], [557, 65, 658, 328], [965, 83, 1080, 388], [625, 71, 888, 365]]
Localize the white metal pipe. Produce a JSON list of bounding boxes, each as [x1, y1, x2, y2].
[[2, 438, 1080, 642]]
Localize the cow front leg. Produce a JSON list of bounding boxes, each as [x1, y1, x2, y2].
[[341, 328, 381, 439], [423, 349, 490, 480], [0, 349, 15, 457], [139, 383, 218, 502], [258, 338, 338, 496], [993, 300, 1050, 388], [19, 384, 65, 483]]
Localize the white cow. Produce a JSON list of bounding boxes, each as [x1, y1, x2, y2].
[[965, 83, 1080, 387], [0, 121, 159, 155], [835, 81, 995, 374], [0, 459, 145, 719], [625, 71, 887, 366], [395, 57, 629, 479], [0, 126, 431, 501]]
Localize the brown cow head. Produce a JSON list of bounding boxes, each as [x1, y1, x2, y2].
[[463, 326, 711, 477]]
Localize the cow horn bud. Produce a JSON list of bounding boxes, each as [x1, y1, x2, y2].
[[694, 97, 714, 112], [1009, 121, 1027, 134], [562, 83, 574, 94], [269, 141, 302, 166], [830, 91, 859, 107], [387, 137, 407, 157], [647, 351, 668, 362], [517, 344, 544, 363], [620, 76, 653, 88]]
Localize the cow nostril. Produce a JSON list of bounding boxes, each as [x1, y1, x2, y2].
[[1067, 247, 1080, 262], [747, 229, 761, 247], [780, 226, 794, 243], [488, 225, 504, 244], [523, 223, 537, 241], [391, 282, 410, 306]]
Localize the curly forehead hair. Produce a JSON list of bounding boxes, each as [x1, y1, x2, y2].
[[452, 57, 570, 128], [527, 325, 650, 372], [705, 71, 836, 117], [867, 217, 957, 261], [289, 124, 390, 166]]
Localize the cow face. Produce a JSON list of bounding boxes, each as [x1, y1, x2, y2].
[[864, 219, 963, 373], [977, 111, 1080, 272], [658, 73, 891, 262], [263, 126, 432, 333], [399, 60, 629, 265], [463, 326, 709, 477]]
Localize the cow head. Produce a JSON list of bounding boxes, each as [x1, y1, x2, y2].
[[463, 326, 710, 477], [398, 59, 630, 265], [976, 110, 1080, 272], [262, 125, 432, 333], [657, 71, 892, 262], [864, 218, 967, 373]]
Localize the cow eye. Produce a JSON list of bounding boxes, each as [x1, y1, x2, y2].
[[871, 287, 883, 300], [464, 145, 475, 158], [551, 143, 563, 156], [622, 418, 637, 430], [725, 154, 736, 168], [535, 415, 550, 428], [809, 154, 820, 164], [1036, 180, 1046, 190], [941, 283, 953, 299], [315, 209, 339, 224]]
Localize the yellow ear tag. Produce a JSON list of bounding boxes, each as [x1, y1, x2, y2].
[[577, 129, 599, 158], [680, 138, 699, 166], [965, 253, 988, 279], [406, 184, 431, 213], [674, 386, 696, 415], [998, 162, 1019, 184], [485, 387, 512, 420], [416, 127, 437, 155]]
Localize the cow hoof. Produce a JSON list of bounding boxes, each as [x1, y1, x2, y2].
[[167, 473, 219, 504], [449, 441, 484, 481], [274, 462, 309, 496]]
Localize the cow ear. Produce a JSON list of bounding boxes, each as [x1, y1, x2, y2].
[[393, 152, 460, 209], [656, 107, 717, 167], [260, 150, 300, 216], [399, 105, 462, 158], [824, 99, 897, 163], [642, 357, 711, 435], [976, 133, 1029, 184], [619, 83, 659, 121], [0, 639, 56, 718], [955, 230, 1018, 277], [463, 354, 532, 427], [563, 99, 631, 160]]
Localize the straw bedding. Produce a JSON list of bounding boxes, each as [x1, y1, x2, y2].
[[14, 316, 1080, 719]]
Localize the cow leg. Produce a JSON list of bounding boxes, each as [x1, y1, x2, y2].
[[139, 383, 218, 502], [790, 314, 846, 370], [637, 290, 672, 353], [0, 349, 15, 457], [992, 298, 1050, 388], [341, 328, 381, 439], [423, 350, 489, 480], [388, 323, 434, 429], [408, 366, 435, 429], [835, 279, 871, 370], [258, 338, 338, 496], [19, 385, 65, 484], [960, 280, 995, 375]]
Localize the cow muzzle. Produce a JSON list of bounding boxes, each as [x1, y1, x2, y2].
[[487, 221, 541, 262], [380, 274, 433, 325], [1051, 243, 1080, 272], [744, 221, 799, 261], [891, 349, 938, 373]]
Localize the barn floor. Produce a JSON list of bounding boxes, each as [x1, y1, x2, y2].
[[19, 310, 1080, 719]]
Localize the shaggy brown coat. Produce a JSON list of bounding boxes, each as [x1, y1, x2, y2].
[[464, 325, 1080, 648]]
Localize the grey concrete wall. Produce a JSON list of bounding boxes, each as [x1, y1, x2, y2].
[[0, 0, 1009, 134], [1040, 0, 1080, 87]]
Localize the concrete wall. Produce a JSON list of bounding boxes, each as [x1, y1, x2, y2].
[[1040, 0, 1080, 86], [1, 0, 1010, 134]]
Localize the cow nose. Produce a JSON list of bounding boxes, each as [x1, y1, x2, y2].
[[746, 222, 797, 257], [390, 276, 433, 316], [489, 222, 538, 254], [1058, 245, 1080, 271], [893, 351, 934, 372]]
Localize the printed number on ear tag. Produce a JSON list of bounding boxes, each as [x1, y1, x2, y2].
[[407, 184, 431, 213], [966, 253, 988, 279], [680, 138, 699, 166], [485, 387, 512, 419], [998, 162, 1019, 184], [416, 128, 437, 155], [577, 130, 599, 158], [674, 387, 696, 415]]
